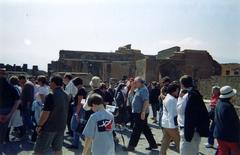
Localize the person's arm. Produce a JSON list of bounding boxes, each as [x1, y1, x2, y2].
[[36, 111, 50, 134], [2, 99, 21, 122], [36, 94, 54, 134], [82, 137, 92, 155], [76, 96, 83, 113], [167, 98, 177, 128], [141, 100, 149, 120]]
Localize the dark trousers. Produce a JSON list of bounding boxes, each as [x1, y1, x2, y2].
[[21, 108, 34, 136], [128, 113, 157, 147], [67, 104, 74, 135], [127, 106, 134, 128], [151, 103, 158, 118], [208, 108, 215, 145], [208, 121, 215, 145]]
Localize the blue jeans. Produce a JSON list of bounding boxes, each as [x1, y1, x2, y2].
[[21, 108, 34, 132], [70, 107, 85, 147]]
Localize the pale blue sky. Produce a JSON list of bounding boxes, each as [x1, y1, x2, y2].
[[0, 0, 240, 71]]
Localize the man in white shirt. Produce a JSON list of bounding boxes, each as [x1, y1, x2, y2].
[[63, 73, 78, 136], [177, 75, 209, 155]]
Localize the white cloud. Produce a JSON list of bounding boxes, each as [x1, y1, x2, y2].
[[24, 39, 32, 46], [157, 37, 206, 50]]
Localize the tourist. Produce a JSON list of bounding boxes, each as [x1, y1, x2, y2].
[[214, 86, 240, 155], [82, 94, 115, 155], [33, 75, 69, 155], [7, 76, 23, 142], [99, 83, 114, 105], [160, 82, 180, 155], [124, 77, 158, 151], [83, 76, 104, 112], [0, 77, 20, 144], [107, 81, 116, 105], [177, 75, 210, 155], [205, 86, 220, 148], [31, 75, 49, 142], [115, 83, 128, 125], [149, 81, 160, 123], [63, 73, 78, 136], [126, 78, 135, 129], [18, 75, 35, 136], [159, 76, 171, 128], [67, 77, 87, 149]]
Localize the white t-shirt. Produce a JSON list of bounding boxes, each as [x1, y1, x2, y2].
[[65, 80, 78, 99], [35, 85, 49, 103], [83, 109, 115, 155], [177, 93, 189, 127], [161, 94, 178, 129]]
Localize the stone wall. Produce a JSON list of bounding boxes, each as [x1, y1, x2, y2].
[[198, 76, 240, 116]]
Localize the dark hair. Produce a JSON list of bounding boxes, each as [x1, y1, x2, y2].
[[72, 77, 83, 86], [116, 83, 125, 94], [167, 83, 180, 94], [51, 75, 63, 86], [64, 73, 73, 80], [100, 83, 107, 90], [152, 81, 157, 87], [18, 75, 26, 80], [37, 75, 47, 85], [180, 75, 193, 88], [87, 93, 104, 107], [9, 76, 19, 85], [162, 76, 171, 84]]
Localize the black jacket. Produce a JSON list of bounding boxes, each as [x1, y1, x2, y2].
[[149, 87, 160, 104], [184, 89, 210, 142], [214, 99, 240, 142]]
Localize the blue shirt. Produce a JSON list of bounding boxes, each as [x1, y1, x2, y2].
[[132, 86, 149, 113]]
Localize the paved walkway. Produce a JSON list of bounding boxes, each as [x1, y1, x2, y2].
[[0, 108, 217, 155]]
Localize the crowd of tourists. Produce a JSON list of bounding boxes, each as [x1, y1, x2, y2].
[[0, 71, 239, 155]]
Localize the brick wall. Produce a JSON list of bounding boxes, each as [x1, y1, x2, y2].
[[198, 76, 240, 116]]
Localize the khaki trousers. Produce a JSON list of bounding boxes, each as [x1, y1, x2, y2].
[[160, 128, 180, 155]]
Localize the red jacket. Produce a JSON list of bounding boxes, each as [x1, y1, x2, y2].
[[210, 94, 219, 108]]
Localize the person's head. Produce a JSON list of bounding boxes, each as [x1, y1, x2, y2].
[[0, 68, 6, 78], [162, 76, 171, 86], [179, 75, 193, 89], [89, 76, 101, 89], [212, 86, 220, 96], [99, 83, 107, 92], [72, 77, 83, 89], [219, 86, 237, 102], [116, 83, 126, 93], [63, 73, 73, 85], [151, 81, 157, 88], [37, 75, 47, 86], [50, 75, 63, 90], [9, 76, 19, 86], [134, 77, 145, 88], [167, 82, 180, 98], [87, 93, 104, 112], [18, 75, 27, 86], [126, 78, 135, 90]]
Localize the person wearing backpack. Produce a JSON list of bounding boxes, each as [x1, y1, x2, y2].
[[177, 75, 210, 155]]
